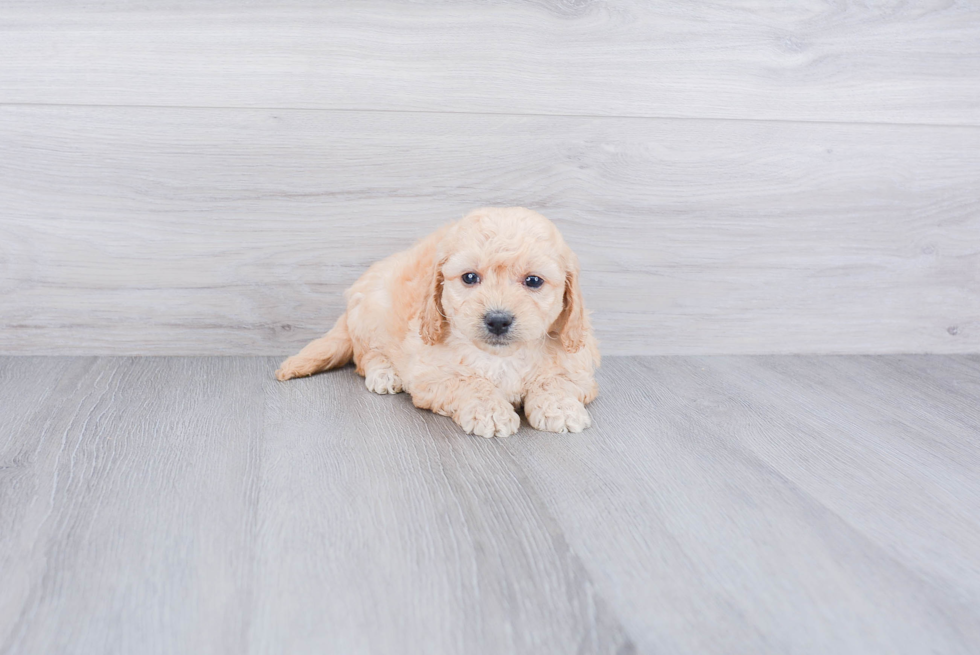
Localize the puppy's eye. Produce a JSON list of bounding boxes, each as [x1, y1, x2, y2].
[[461, 272, 481, 285], [524, 275, 544, 289]]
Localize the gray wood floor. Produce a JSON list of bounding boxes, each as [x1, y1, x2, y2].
[[1, 355, 978, 654]]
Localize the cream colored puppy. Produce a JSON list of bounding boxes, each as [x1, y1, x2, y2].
[[276, 207, 599, 437]]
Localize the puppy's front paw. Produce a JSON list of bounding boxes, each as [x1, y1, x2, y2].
[[365, 366, 403, 394], [455, 397, 520, 438], [525, 395, 591, 433]]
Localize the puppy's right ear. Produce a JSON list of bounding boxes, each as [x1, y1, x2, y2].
[[419, 257, 447, 345]]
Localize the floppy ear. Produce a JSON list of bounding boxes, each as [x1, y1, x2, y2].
[[419, 257, 447, 345], [552, 260, 589, 353]]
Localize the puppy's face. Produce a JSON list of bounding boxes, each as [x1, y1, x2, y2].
[[441, 252, 565, 353], [430, 209, 576, 354]]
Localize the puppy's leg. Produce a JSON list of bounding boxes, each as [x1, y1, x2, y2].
[[359, 352, 403, 395], [410, 374, 520, 438], [276, 314, 353, 381], [523, 376, 593, 433]]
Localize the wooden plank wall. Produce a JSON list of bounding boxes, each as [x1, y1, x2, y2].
[[1, 1, 978, 355]]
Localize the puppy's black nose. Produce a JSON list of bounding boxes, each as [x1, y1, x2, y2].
[[484, 311, 514, 336]]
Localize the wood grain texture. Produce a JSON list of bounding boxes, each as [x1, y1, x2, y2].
[[503, 355, 980, 654], [0, 357, 267, 654], [2, 106, 978, 356], [1, 355, 978, 653], [255, 360, 631, 654], [1, 1, 979, 125], [0, 356, 633, 655]]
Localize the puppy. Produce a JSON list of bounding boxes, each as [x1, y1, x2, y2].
[[276, 207, 599, 437]]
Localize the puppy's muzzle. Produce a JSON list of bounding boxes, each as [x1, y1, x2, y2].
[[483, 310, 514, 337]]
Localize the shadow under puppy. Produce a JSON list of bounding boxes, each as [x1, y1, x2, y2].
[[276, 207, 599, 437]]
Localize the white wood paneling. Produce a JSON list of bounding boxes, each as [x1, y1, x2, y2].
[[2, 105, 977, 355], [1, 0, 978, 125]]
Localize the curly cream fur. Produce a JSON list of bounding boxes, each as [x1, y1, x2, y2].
[[275, 207, 600, 437]]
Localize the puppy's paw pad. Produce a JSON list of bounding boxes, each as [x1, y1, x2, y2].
[[526, 396, 591, 433], [365, 367, 403, 394], [456, 399, 520, 438]]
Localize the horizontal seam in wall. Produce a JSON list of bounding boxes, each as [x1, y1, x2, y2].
[[1, 101, 979, 131]]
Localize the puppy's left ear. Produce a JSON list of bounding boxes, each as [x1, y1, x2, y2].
[[552, 255, 589, 354], [419, 257, 447, 345]]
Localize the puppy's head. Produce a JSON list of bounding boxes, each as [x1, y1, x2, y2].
[[420, 207, 588, 354]]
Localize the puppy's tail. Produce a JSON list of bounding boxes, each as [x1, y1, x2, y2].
[[275, 313, 354, 381]]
